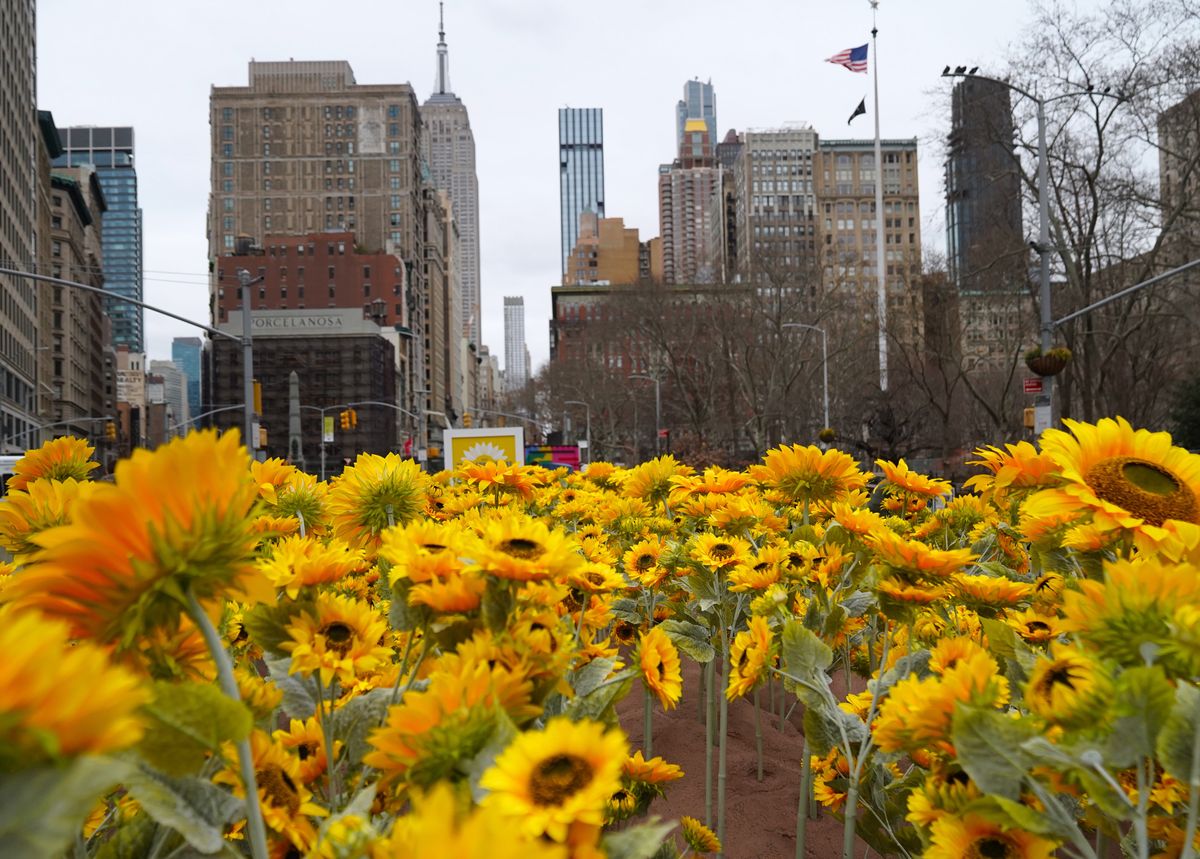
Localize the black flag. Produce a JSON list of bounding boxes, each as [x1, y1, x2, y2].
[[848, 97, 867, 125]]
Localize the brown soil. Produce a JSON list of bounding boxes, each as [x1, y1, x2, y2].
[[616, 657, 862, 859]]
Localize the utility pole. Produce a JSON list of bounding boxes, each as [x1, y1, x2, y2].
[[238, 268, 257, 453]]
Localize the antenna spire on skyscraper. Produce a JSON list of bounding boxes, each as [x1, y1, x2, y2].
[[434, 2, 452, 96]]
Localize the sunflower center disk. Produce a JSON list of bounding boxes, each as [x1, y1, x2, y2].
[[321, 621, 355, 654], [710, 544, 735, 561], [1083, 456, 1198, 526], [499, 538, 545, 560], [256, 764, 302, 814], [973, 837, 1012, 859], [529, 753, 594, 806]]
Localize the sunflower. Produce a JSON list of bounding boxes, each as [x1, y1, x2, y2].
[[0, 477, 96, 558], [708, 495, 788, 537], [327, 453, 430, 552], [638, 627, 682, 710], [365, 660, 502, 787], [378, 783, 567, 859], [951, 574, 1034, 609], [964, 441, 1061, 505], [408, 571, 487, 614], [680, 816, 722, 854], [236, 666, 284, 722], [480, 717, 627, 842], [215, 729, 326, 851], [872, 650, 1009, 755], [926, 811, 1058, 859], [253, 459, 328, 531], [622, 751, 684, 785], [749, 444, 867, 505], [1024, 643, 1112, 729], [623, 456, 692, 505], [7, 436, 98, 491], [5, 430, 267, 646], [1029, 417, 1200, 551], [691, 532, 753, 573], [728, 561, 780, 592], [470, 512, 586, 582], [1004, 608, 1062, 644], [867, 528, 976, 580], [459, 460, 538, 501], [622, 535, 667, 583], [605, 786, 639, 821], [828, 502, 887, 538], [876, 459, 952, 498], [259, 534, 366, 598], [906, 770, 982, 828], [273, 717, 335, 784], [1062, 556, 1200, 676], [726, 616, 773, 700], [811, 749, 851, 812], [0, 604, 147, 770], [282, 593, 392, 686]]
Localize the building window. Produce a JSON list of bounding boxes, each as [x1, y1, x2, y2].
[[223, 144, 233, 158], [263, 143, 270, 156], [390, 177, 401, 190], [388, 141, 400, 154], [387, 104, 400, 118], [223, 198, 234, 211], [222, 107, 232, 120], [222, 125, 233, 140], [223, 162, 233, 176], [224, 235, 234, 249], [389, 159, 400, 172]]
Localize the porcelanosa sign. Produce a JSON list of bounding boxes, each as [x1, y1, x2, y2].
[[249, 312, 355, 335]]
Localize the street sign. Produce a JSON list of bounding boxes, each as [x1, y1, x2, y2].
[[657, 428, 670, 438], [322, 416, 334, 443], [1034, 404, 1052, 434], [1023, 377, 1044, 394]]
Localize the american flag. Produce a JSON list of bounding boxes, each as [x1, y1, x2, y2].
[[825, 43, 869, 74]]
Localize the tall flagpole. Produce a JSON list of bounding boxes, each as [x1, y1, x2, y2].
[[870, 0, 888, 390]]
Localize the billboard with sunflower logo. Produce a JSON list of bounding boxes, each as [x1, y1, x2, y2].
[[443, 427, 525, 467]]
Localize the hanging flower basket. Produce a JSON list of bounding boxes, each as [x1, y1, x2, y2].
[[1024, 347, 1072, 377]]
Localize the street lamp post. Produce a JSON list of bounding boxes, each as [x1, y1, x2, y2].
[[167, 404, 246, 435], [782, 323, 829, 436], [629, 374, 661, 458], [564, 400, 591, 464], [940, 68, 1121, 429]]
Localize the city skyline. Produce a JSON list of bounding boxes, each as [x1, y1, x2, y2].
[[34, 0, 1086, 373]]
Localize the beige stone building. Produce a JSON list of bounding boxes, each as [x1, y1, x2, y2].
[[209, 60, 450, 453], [564, 213, 642, 286], [1, 2, 41, 452], [815, 138, 924, 345], [45, 166, 108, 442]]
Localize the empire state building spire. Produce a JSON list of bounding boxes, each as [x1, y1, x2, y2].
[[433, 2, 452, 97]]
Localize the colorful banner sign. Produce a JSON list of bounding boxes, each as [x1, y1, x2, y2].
[[525, 445, 582, 470]]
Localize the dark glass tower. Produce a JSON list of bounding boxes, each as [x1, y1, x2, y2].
[[55, 127, 144, 351], [558, 108, 605, 278], [171, 336, 202, 421]]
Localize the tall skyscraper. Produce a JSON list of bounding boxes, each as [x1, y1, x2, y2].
[[423, 5, 481, 347], [503, 296, 528, 392], [676, 79, 717, 151], [0, 1, 40, 453], [659, 118, 720, 283], [171, 337, 203, 422], [559, 108, 605, 278], [944, 78, 1024, 292], [57, 127, 144, 352]]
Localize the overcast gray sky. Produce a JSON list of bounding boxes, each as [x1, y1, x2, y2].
[[36, 0, 1051, 372]]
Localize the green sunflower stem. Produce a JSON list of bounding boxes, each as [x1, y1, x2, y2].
[[842, 783, 859, 859], [753, 687, 764, 782], [185, 590, 270, 859], [796, 733, 811, 859], [698, 658, 707, 724], [644, 685, 654, 757], [717, 622, 730, 856], [705, 658, 715, 828], [317, 679, 342, 811], [1182, 728, 1200, 859], [1135, 757, 1151, 859]]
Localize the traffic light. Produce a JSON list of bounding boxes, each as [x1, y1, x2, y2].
[[104, 421, 116, 441], [253, 379, 263, 414], [1023, 408, 1036, 429], [462, 413, 472, 427], [348, 408, 358, 429], [339, 410, 350, 430]]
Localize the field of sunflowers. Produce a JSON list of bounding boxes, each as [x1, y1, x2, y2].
[[1, 416, 1200, 859]]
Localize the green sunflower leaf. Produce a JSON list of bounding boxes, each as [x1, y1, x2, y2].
[[659, 619, 715, 663], [264, 656, 318, 720], [1104, 665, 1174, 767], [780, 620, 834, 707], [1157, 681, 1200, 784], [137, 682, 252, 776], [122, 762, 244, 854], [328, 687, 394, 767], [803, 704, 867, 757], [0, 755, 133, 858], [951, 706, 1035, 801], [601, 817, 676, 859]]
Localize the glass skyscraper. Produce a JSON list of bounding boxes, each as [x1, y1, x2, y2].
[[54, 127, 144, 352], [558, 108, 605, 278], [676, 79, 717, 151], [171, 336, 202, 422]]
